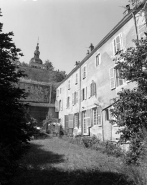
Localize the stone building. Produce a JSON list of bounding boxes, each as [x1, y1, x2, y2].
[[56, 3, 147, 141]]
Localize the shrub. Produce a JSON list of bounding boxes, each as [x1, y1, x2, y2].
[[103, 141, 123, 157]]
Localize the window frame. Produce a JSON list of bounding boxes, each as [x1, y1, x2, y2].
[[95, 53, 101, 67], [93, 107, 101, 126]]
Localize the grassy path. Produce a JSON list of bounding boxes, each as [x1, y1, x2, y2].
[[11, 137, 132, 185]]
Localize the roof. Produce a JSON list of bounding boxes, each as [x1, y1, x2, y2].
[[57, 5, 143, 88]]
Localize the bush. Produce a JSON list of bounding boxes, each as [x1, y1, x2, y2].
[[103, 141, 123, 157]]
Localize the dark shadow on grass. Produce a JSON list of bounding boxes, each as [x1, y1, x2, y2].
[[10, 141, 133, 185], [20, 141, 65, 168], [11, 167, 133, 185]]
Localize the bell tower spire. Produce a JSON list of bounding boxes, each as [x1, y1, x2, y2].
[[34, 37, 40, 59]]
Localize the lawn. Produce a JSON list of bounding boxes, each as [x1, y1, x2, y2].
[[11, 137, 133, 185]]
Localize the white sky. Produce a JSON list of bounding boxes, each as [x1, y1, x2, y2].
[[0, 0, 129, 74]]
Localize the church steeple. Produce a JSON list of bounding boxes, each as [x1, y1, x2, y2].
[[34, 42, 40, 59], [29, 38, 43, 68]]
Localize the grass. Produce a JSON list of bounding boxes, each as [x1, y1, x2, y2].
[[10, 137, 134, 185]]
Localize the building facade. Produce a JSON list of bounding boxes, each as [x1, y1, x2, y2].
[[56, 3, 147, 141]]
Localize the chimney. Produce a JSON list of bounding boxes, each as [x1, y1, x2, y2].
[[123, 5, 131, 16], [89, 43, 94, 52]]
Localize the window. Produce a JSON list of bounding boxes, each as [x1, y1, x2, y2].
[[67, 97, 70, 108], [74, 113, 79, 128], [81, 88, 87, 101], [90, 81, 96, 97], [75, 73, 78, 84], [109, 68, 116, 90], [93, 107, 101, 125], [83, 111, 87, 134], [112, 33, 123, 55], [56, 89, 59, 97], [83, 66, 87, 79], [105, 109, 109, 121], [109, 67, 126, 90], [59, 100, 62, 111], [72, 92, 78, 105], [68, 80, 70, 90], [60, 88, 62, 94], [96, 54, 100, 67]]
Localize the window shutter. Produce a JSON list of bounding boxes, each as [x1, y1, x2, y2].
[[90, 83, 92, 97], [68, 114, 74, 128], [76, 91, 78, 103], [66, 98, 68, 108], [119, 33, 123, 50], [94, 83, 96, 96], [55, 100, 59, 112], [113, 39, 116, 55], [97, 107, 101, 125], [72, 93, 74, 105], [83, 68, 85, 79], [81, 90, 83, 101], [109, 67, 116, 89], [61, 100, 63, 111], [85, 87, 87, 100], [90, 109, 93, 127]]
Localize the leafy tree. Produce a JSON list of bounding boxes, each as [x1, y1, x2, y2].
[[110, 37, 147, 164], [0, 9, 32, 183], [44, 59, 54, 71], [54, 70, 67, 82]]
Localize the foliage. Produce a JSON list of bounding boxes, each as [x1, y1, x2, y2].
[[20, 64, 66, 84], [0, 10, 33, 184], [44, 59, 54, 71], [129, 0, 146, 7], [53, 70, 67, 82], [110, 36, 147, 164]]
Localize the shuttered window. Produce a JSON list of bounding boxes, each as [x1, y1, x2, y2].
[[59, 100, 62, 111], [81, 88, 87, 101], [75, 73, 78, 84], [116, 69, 124, 87], [112, 33, 123, 55], [109, 67, 116, 90], [90, 81, 97, 97], [55, 100, 59, 112], [67, 97, 70, 108], [83, 66, 87, 79]]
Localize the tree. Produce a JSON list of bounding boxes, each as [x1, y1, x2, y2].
[[0, 9, 32, 183], [44, 59, 54, 71], [110, 37, 147, 164], [54, 70, 67, 82]]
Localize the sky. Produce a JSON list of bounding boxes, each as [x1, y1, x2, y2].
[[0, 0, 129, 74]]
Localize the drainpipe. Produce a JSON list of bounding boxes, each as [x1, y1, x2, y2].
[[132, 10, 139, 43], [79, 66, 83, 135]]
